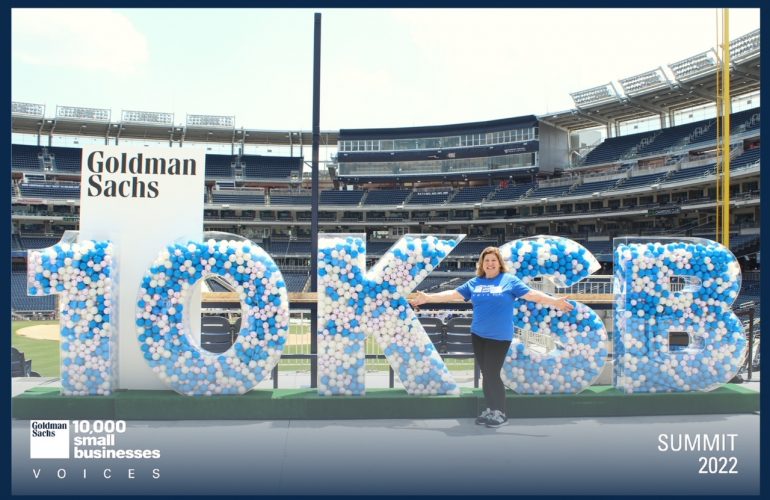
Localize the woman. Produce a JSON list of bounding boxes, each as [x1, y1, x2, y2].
[[409, 246, 574, 428]]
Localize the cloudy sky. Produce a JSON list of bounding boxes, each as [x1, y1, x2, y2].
[[11, 8, 760, 131]]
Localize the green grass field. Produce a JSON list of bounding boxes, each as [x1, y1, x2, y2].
[[11, 320, 60, 377]]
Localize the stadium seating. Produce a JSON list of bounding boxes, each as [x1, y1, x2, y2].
[[660, 163, 715, 185], [734, 277, 760, 320], [609, 171, 669, 192], [200, 315, 233, 353], [265, 240, 312, 256], [567, 178, 620, 197], [270, 192, 312, 205], [415, 276, 453, 292], [19, 182, 80, 200], [487, 182, 535, 201], [525, 182, 575, 199], [21, 236, 61, 249], [12, 234, 23, 251], [282, 272, 309, 292], [11, 144, 43, 170], [205, 154, 235, 177], [366, 240, 396, 255], [12, 271, 56, 311], [362, 189, 410, 206], [450, 185, 496, 204], [407, 188, 453, 205], [732, 147, 760, 171], [453, 240, 497, 256], [242, 155, 302, 180], [581, 240, 613, 259], [320, 190, 365, 205], [417, 317, 446, 353], [211, 189, 266, 205], [444, 317, 474, 354], [48, 146, 83, 172], [577, 107, 757, 166], [581, 131, 656, 166], [205, 277, 232, 292], [729, 234, 760, 256], [730, 107, 760, 135], [686, 120, 717, 147]]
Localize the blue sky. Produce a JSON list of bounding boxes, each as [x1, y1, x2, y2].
[[11, 8, 760, 131]]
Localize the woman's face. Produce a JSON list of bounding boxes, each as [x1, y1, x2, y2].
[[482, 253, 501, 277]]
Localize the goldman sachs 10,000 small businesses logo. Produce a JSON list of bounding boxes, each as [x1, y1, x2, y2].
[[30, 421, 70, 459]]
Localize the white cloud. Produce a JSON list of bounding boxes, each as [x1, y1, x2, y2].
[[12, 9, 148, 75]]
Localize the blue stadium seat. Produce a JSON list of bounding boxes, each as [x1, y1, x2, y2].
[[19, 182, 80, 200], [48, 146, 83, 172], [581, 131, 656, 166], [407, 188, 453, 205], [205, 154, 235, 178], [661, 163, 715, 185], [568, 178, 620, 197], [609, 172, 668, 192], [11, 144, 43, 170], [488, 182, 534, 201], [450, 185, 496, 204], [211, 189, 266, 205], [12, 272, 56, 311], [444, 317, 474, 354], [418, 317, 445, 353], [732, 147, 760, 171], [363, 189, 410, 206], [524, 182, 575, 199], [320, 190, 365, 205], [242, 155, 302, 180]]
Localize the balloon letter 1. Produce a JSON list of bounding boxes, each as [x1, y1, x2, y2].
[[27, 234, 115, 395]]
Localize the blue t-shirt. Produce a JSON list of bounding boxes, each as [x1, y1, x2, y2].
[[455, 273, 531, 341]]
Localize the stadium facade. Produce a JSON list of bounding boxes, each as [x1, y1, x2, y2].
[[11, 29, 760, 331]]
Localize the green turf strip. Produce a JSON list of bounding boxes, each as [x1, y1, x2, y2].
[[12, 385, 758, 420]]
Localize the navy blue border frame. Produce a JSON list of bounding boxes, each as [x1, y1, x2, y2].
[[4, 3, 766, 499]]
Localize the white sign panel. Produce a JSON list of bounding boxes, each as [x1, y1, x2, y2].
[[79, 146, 205, 389]]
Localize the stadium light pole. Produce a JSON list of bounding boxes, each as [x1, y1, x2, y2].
[[309, 12, 321, 388]]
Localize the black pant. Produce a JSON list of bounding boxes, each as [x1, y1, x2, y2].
[[471, 333, 511, 413]]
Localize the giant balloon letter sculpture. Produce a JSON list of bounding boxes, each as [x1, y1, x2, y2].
[[613, 237, 746, 393], [500, 236, 609, 394], [317, 234, 463, 396]]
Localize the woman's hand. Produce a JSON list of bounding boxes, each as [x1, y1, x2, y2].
[[409, 291, 430, 307], [552, 296, 574, 312]]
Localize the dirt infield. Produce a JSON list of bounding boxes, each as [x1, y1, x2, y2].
[[16, 324, 60, 341]]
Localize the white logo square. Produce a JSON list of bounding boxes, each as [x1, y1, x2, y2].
[[30, 420, 70, 459]]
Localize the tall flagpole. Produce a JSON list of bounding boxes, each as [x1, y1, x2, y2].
[[310, 12, 321, 387]]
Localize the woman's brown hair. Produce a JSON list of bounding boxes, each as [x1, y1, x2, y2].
[[476, 246, 510, 277]]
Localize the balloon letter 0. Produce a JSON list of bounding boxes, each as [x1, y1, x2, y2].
[[136, 237, 289, 395]]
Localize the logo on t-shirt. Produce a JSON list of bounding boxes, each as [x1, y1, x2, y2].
[[473, 285, 503, 296]]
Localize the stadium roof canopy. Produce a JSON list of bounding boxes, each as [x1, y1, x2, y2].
[[11, 106, 339, 148], [12, 30, 759, 143], [538, 29, 760, 133]]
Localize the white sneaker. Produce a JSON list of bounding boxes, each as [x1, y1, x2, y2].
[[485, 410, 508, 428], [475, 407, 492, 425]]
